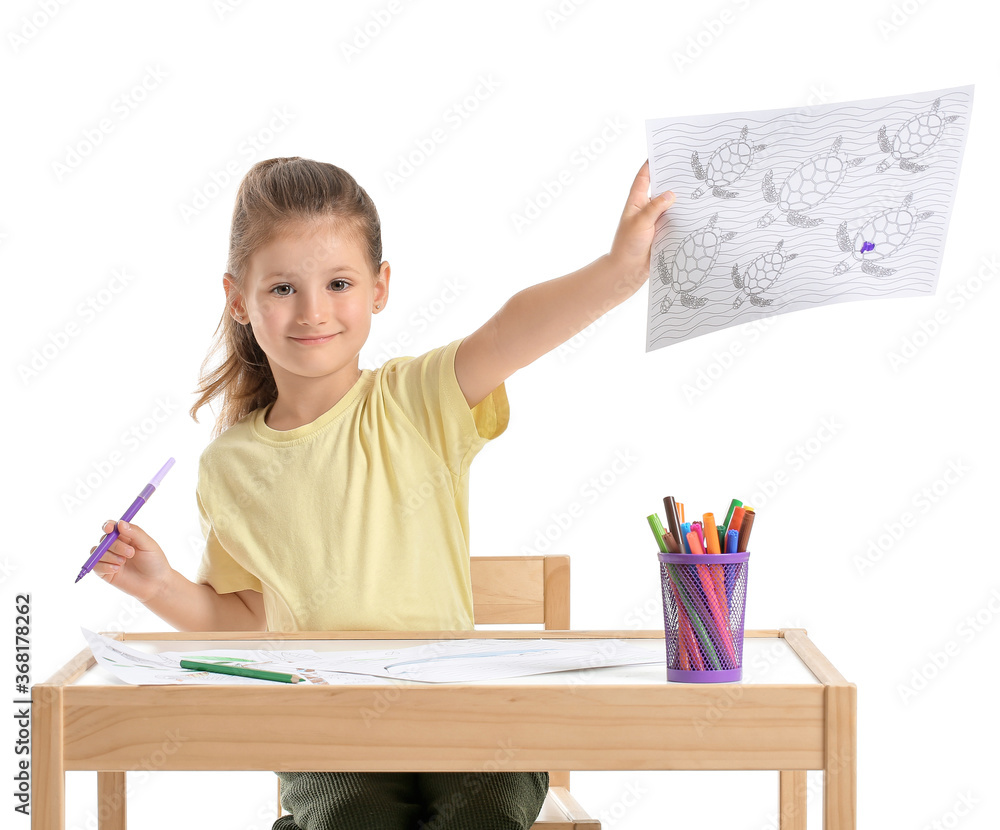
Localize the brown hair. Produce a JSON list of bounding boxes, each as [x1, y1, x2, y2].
[[189, 157, 383, 437]]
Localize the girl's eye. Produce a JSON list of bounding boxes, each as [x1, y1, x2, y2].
[[269, 280, 349, 296]]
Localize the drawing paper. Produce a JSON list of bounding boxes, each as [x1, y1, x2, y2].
[[645, 85, 974, 350], [82, 629, 662, 685]]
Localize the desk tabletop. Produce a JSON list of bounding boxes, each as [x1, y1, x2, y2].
[[34, 629, 852, 778], [63, 629, 825, 688]]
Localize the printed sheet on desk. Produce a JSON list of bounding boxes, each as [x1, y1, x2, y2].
[[82, 628, 663, 685], [81, 628, 392, 686]]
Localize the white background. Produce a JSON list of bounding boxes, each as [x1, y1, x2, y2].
[[4, 1, 998, 828]]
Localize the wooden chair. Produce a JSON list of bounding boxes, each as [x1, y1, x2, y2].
[[276, 554, 600, 828]]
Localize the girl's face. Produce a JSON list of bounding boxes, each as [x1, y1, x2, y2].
[[228, 219, 389, 394]]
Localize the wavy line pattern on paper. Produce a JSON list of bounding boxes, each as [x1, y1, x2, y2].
[[644, 86, 974, 350]]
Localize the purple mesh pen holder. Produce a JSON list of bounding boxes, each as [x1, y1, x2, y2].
[[657, 551, 750, 683]]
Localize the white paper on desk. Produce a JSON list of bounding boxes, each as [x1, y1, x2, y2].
[[81, 628, 397, 686], [306, 638, 663, 683], [645, 85, 974, 350]]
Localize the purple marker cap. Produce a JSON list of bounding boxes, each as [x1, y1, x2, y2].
[[150, 457, 175, 488]]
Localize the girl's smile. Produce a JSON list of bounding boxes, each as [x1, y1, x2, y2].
[[290, 333, 339, 344]]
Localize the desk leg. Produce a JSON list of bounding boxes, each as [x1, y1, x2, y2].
[[32, 685, 64, 830], [97, 772, 127, 830], [824, 684, 857, 830], [779, 771, 807, 830]]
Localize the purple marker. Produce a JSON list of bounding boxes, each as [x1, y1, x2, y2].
[[75, 458, 175, 583]]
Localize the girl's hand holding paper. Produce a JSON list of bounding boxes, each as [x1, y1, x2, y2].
[[608, 160, 676, 295]]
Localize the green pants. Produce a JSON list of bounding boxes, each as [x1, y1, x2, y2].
[[273, 771, 549, 830]]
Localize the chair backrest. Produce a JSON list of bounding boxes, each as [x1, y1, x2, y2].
[[470, 555, 570, 629]]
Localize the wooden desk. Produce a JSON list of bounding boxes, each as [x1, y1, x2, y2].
[[33, 628, 855, 829]]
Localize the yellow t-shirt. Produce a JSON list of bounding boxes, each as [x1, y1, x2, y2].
[[194, 336, 509, 632]]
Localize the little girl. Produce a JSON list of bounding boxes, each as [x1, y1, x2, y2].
[[90, 156, 674, 829]]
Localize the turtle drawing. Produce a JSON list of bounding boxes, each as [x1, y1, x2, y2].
[[758, 136, 865, 228], [876, 97, 960, 173], [731, 240, 797, 308], [657, 213, 736, 313], [833, 192, 934, 277], [690, 125, 767, 199]]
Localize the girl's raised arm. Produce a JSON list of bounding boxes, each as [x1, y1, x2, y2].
[[455, 160, 674, 409]]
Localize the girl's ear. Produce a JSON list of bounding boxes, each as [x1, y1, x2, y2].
[[223, 273, 247, 321], [374, 261, 390, 310]]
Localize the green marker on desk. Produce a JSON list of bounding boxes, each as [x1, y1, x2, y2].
[[179, 660, 304, 684]]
